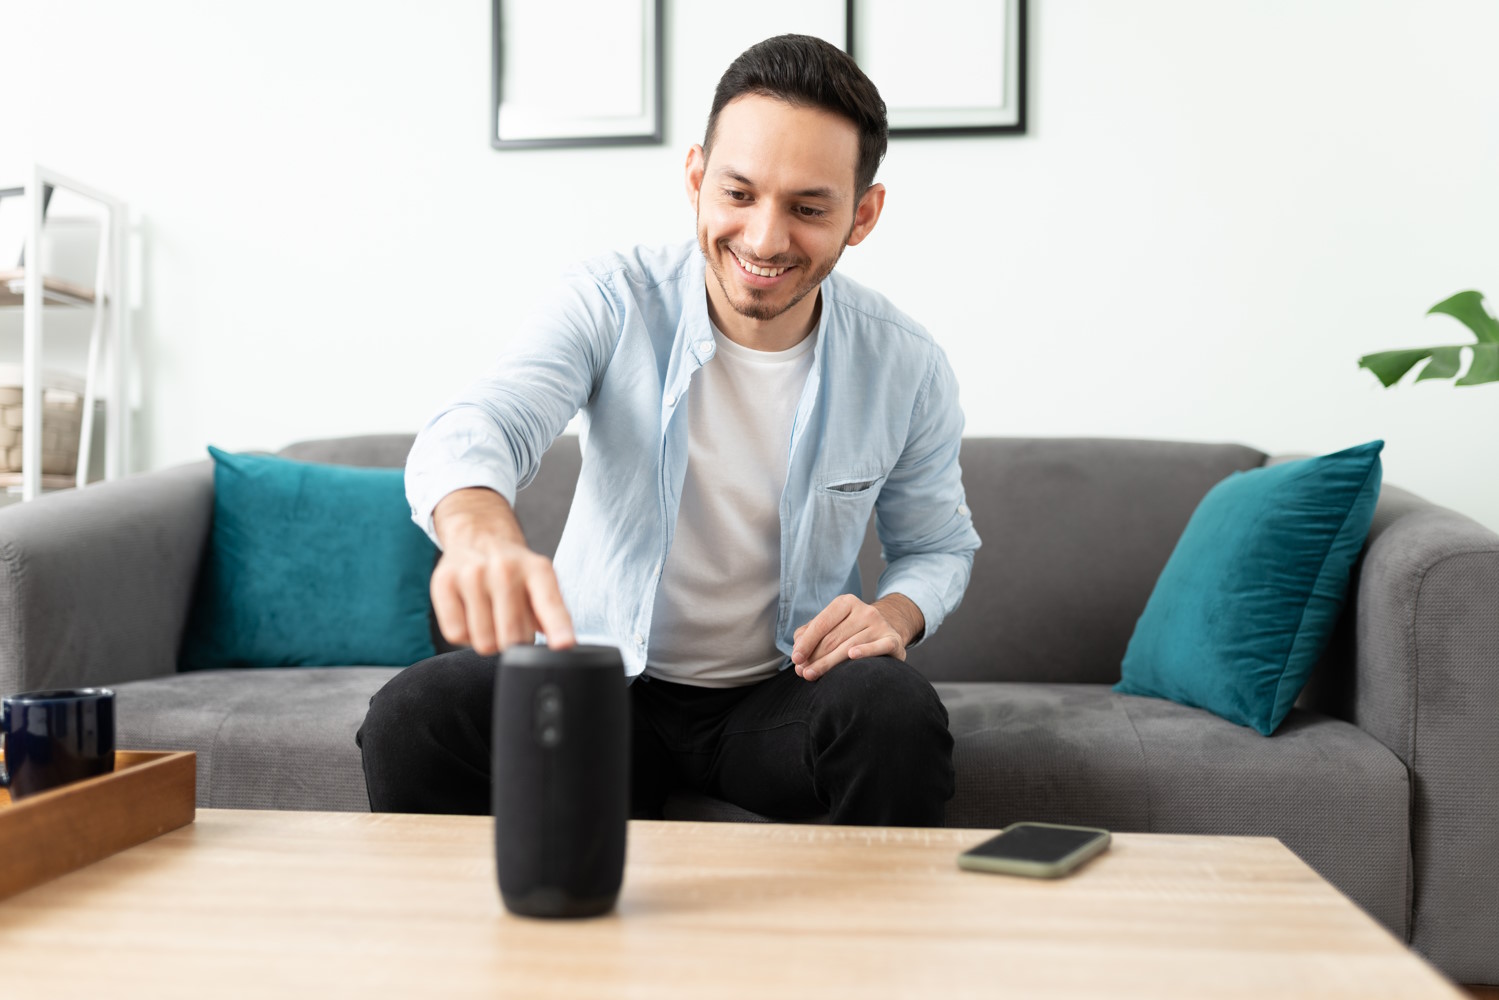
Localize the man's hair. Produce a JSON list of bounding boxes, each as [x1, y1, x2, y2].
[[703, 34, 888, 196]]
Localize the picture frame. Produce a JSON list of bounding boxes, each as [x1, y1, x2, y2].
[[846, 0, 1027, 137], [491, 0, 664, 150]]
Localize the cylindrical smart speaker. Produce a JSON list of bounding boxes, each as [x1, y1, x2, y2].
[[493, 644, 629, 918]]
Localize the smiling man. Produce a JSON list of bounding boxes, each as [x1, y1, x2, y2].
[[357, 34, 981, 826]]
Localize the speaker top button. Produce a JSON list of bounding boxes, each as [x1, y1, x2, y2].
[[533, 683, 564, 748]]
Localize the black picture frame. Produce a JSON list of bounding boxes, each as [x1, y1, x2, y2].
[[491, 0, 665, 150], [845, 0, 1027, 138]]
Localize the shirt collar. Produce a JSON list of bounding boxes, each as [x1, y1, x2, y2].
[[682, 249, 838, 371]]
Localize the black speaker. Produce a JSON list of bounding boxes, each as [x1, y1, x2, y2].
[[493, 644, 629, 918]]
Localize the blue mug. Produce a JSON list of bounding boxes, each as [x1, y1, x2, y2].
[[0, 688, 116, 801]]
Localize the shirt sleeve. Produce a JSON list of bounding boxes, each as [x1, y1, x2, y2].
[[405, 268, 621, 546], [872, 343, 982, 644]]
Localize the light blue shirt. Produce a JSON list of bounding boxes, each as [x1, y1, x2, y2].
[[406, 241, 981, 679]]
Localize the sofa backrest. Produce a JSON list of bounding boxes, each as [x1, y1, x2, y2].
[[278, 434, 584, 556], [278, 434, 1265, 685], [899, 438, 1264, 683]]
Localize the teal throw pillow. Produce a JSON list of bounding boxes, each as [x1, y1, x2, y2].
[[180, 446, 438, 670], [1114, 440, 1384, 735]]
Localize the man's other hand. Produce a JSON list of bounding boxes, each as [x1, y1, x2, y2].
[[791, 594, 924, 682], [430, 488, 576, 656]]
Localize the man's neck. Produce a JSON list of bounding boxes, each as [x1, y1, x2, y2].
[[705, 281, 821, 353]]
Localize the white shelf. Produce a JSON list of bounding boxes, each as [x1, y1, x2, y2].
[[0, 267, 104, 308], [0, 166, 130, 501]]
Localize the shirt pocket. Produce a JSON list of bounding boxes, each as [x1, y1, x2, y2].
[[817, 473, 887, 497], [811, 473, 887, 573]]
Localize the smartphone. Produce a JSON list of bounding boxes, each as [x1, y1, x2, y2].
[[957, 822, 1111, 878]]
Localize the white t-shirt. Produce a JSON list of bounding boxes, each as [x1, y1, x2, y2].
[[643, 323, 817, 687]]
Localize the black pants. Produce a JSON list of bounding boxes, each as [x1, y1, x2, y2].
[[356, 648, 956, 826]]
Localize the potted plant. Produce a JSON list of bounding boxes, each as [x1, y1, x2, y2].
[[1360, 291, 1498, 387]]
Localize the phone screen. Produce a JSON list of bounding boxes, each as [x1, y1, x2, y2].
[[966, 824, 1105, 863]]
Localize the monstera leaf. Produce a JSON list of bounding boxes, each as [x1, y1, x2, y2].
[[1360, 290, 1499, 387]]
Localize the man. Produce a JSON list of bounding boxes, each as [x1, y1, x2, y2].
[[357, 34, 980, 826]]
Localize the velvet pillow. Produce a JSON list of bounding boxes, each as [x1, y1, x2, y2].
[[1114, 440, 1384, 735], [180, 446, 438, 670]]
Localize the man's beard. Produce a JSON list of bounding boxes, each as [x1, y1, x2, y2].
[[697, 221, 847, 323]]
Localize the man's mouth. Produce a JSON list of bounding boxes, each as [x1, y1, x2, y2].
[[731, 250, 792, 279]]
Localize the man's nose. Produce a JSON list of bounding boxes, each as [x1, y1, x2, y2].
[[741, 202, 790, 261]]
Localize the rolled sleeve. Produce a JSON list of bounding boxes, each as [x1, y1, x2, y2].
[[405, 408, 526, 546], [873, 346, 981, 644], [404, 268, 621, 548]]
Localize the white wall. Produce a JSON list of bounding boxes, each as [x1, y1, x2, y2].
[[3, 1, 1497, 527]]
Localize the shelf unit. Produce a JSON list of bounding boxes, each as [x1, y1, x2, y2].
[[0, 165, 129, 501]]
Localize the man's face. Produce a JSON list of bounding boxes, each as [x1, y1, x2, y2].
[[686, 94, 883, 326]]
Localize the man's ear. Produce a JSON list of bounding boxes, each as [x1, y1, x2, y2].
[[685, 145, 707, 212], [846, 182, 886, 247]]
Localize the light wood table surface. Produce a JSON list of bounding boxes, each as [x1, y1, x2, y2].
[[0, 809, 1461, 999]]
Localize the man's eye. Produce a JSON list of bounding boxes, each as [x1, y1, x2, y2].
[[723, 189, 749, 201], [797, 206, 826, 218]]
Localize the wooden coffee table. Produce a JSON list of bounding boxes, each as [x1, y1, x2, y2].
[[0, 809, 1462, 998]]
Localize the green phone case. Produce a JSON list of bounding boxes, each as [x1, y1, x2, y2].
[[956, 821, 1112, 878]]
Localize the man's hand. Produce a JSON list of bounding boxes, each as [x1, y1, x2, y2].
[[792, 594, 925, 682], [430, 488, 576, 656]]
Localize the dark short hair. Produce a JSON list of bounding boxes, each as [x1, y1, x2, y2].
[[703, 34, 888, 196]]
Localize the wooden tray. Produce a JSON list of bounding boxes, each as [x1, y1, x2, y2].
[[0, 750, 196, 900]]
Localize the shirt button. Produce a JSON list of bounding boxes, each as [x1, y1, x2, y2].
[[634, 634, 645, 646], [666, 394, 678, 406], [958, 503, 970, 516]]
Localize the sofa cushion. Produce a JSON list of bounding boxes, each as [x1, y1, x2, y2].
[[180, 447, 438, 670], [938, 682, 1410, 937], [1115, 440, 1384, 735], [113, 667, 399, 811]]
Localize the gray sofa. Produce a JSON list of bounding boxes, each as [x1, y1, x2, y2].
[[2, 433, 1495, 984]]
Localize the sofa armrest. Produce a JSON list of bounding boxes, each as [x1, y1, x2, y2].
[[0, 461, 214, 696], [1340, 483, 1499, 982]]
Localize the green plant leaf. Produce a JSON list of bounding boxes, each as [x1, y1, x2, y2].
[[1414, 345, 1463, 381], [1359, 349, 1435, 387], [1428, 290, 1499, 344], [1456, 342, 1499, 386]]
